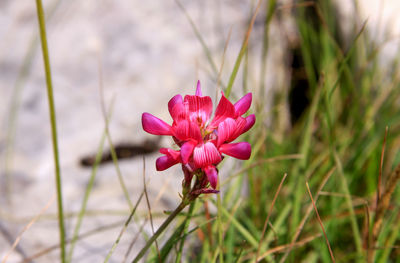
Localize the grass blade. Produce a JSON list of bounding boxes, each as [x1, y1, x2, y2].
[[34, 0, 66, 261], [225, 0, 262, 98]]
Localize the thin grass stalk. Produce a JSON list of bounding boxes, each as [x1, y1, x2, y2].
[[175, 0, 220, 83], [280, 167, 334, 263], [217, 191, 224, 263], [98, 59, 134, 209], [175, 201, 196, 263], [306, 182, 335, 262], [131, 202, 188, 263], [142, 158, 160, 260], [67, 99, 115, 262], [333, 151, 363, 259], [104, 192, 144, 263], [22, 220, 125, 263], [66, 131, 106, 262], [34, 0, 66, 261], [225, 0, 262, 98], [219, 205, 258, 248], [255, 173, 287, 262], [378, 210, 400, 263], [1, 195, 55, 263], [258, 0, 276, 102], [289, 81, 322, 253]]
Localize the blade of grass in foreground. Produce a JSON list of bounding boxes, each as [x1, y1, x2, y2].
[[225, 0, 262, 98], [104, 192, 144, 263], [66, 103, 114, 262], [34, 0, 66, 262]]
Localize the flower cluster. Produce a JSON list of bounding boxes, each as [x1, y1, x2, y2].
[[142, 81, 255, 196]]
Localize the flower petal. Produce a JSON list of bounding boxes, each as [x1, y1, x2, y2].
[[156, 148, 181, 171], [234, 93, 252, 116], [160, 148, 181, 160], [195, 80, 202, 96], [181, 140, 197, 164], [219, 142, 251, 160], [184, 94, 213, 125], [156, 156, 179, 171], [242, 114, 256, 134], [168, 95, 183, 118], [173, 119, 202, 142], [193, 142, 222, 168], [142, 113, 172, 135], [209, 93, 235, 129], [170, 102, 186, 123], [217, 118, 236, 147], [204, 165, 218, 189]]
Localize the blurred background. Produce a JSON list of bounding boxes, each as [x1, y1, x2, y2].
[[1, 0, 400, 262]]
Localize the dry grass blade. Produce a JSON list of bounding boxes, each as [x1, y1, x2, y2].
[[103, 191, 144, 263], [279, 167, 335, 262], [1, 195, 55, 263], [257, 233, 322, 260], [255, 173, 287, 262], [377, 126, 388, 204], [306, 182, 335, 263], [122, 217, 148, 263], [21, 220, 125, 263], [142, 157, 160, 261], [122, 174, 173, 262], [223, 154, 302, 185], [372, 162, 400, 244]]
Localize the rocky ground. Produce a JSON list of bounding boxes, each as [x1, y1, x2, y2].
[[0, 0, 399, 262]]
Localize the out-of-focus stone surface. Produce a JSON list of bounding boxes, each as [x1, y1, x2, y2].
[[0, 0, 399, 262]]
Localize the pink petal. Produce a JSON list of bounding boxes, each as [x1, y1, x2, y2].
[[170, 102, 186, 123], [156, 148, 181, 171], [209, 93, 235, 129], [181, 140, 197, 164], [193, 142, 222, 168], [184, 94, 213, 125], [242, 114, 256, 134], [142, 113, 172, 135], [160, 148, 181, 160], [217, 118, 236, 147], [234, 93, 252, 116], [219, 142, 251, 160], [204, 165, 218, 189], [172, 119, 202, 142], [195, 80, 202, 96], [168, 95, 183, 118], [156, 156, 179, 171]]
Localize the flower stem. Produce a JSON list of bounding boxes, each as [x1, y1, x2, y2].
[[131, 201, 188, 263]]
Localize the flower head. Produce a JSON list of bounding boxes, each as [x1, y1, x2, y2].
[[142, 81, 255, 195]]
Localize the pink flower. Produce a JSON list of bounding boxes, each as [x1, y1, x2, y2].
[[142, 81, 255, 190]]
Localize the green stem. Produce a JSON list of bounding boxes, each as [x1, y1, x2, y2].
[[175, 201, 195, 263], [131, 202, 188, 263], [35, 0, 66, 262]]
